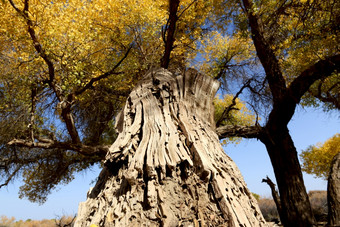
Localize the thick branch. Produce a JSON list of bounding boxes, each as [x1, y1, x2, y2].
[[9, 0, 82, 144], [242, 0, 287, 101], [289, 54, 340, 104], [216, 125, 262, 140], [160, 0, 180, 69], [267, 54, 340, 128], [7, 138, 108, 158]]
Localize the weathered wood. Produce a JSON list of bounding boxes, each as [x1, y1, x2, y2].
[[75, 68, 266, 226]]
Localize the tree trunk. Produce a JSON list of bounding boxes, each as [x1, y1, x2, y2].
[[262, 176, 283, 223], [328, 152, 340, 226], [261, 127, 315, 227], [75, 68, 266, 226]]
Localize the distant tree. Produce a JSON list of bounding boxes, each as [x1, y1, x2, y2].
[[301, 134, 340, 226], [300, 134, 340, 180]]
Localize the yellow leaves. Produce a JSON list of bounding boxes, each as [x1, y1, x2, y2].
[[268, 0, 340, 83], [214, 94, 256, 146], [196, 31, 254, 77], [300, 133, 340, 179]]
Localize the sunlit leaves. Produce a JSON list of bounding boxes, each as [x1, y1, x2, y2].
[[0, 0, 232, 203], [197, 31, 255, 78], [214, 94, 256, 145], [300, 133, 340, 180]]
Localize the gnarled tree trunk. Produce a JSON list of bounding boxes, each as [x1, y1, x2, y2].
[[261, 127, 315, 226], [328, 152, 340, 226], [75, 68, 266, 226]]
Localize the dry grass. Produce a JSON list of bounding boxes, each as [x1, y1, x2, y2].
[[258, 190, 328, 223], [0, 215, 75, 227]]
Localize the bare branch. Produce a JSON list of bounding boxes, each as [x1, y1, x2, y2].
[[262, 176, 283, 221], [74, 44, 133, 96], [7, 138, 108, 158], [216, 125, 262, 140], [177, 0, 197, 19], [55, 215, 76, 227], [216, 79, 252, 127], [242, 0, 287, 101], [0, 166, 21, 189]]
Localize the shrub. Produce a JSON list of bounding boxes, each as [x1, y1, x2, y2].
[[258, 197, 280, 222]]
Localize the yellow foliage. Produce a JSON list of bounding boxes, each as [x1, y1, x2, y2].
[[300, 133, 340, 179], [214, 94, 256, 145], [0, 0, 232, 203], [197, 31, 255, 77]]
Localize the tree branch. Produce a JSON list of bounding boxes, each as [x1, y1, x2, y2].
[[9, 0, 57, 87], [8, 0, 82, 144], [262, 176, 283, 221], [289, 54, 340, 104], [29, 85, 37, 142], [215, 79, 252, 127], [177, 0, 197, 19], [160, 0, 180, 69], [241, 0, 287, 101], [215, 125, 262, 140], [7, 138, 108, 158], [0, 166, 21, 189], [74, 44, 133, 96], [267, 54, 340, 129]]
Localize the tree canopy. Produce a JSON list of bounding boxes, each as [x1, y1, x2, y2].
[[0, 0, 339, 217], [300, 133, 340, 180], [0, 0, 245, 203]]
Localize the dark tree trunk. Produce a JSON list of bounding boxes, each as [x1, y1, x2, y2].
[[261, 127, 315, 227], [328, 152, 340, 226], [262, 176, 284, 222], [75, 68, 266, 226]]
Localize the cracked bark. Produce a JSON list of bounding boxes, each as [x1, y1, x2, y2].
[[75, 68, 266, 226]]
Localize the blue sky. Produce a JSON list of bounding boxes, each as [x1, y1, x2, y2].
[[0, 107, 339, 221]]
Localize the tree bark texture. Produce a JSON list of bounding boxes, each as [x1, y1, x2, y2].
[[328, 152, 340, 226], [261, 127, 315, 227], [75, 68, 266, 226]]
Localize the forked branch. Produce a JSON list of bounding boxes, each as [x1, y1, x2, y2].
[[215, 79, 252, 127]]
